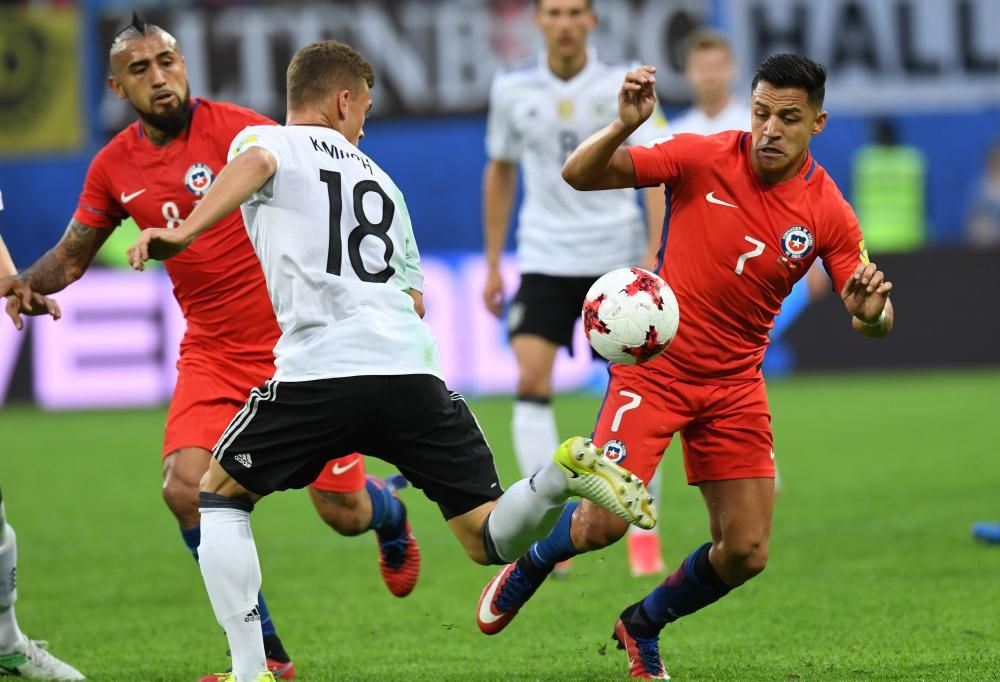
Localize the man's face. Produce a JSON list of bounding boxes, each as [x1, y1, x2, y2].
[[535, 0, 595, 61], [685, 47, 734, 102], [341, 83, 372, 146], [108, 33, 191, 135], [750, 81, 826, 182]]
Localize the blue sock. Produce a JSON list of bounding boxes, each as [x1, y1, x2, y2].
[[365, 478, 403, 533], [257, 591, 277, 638], [639, 542, 731, 629], [180, 525, 200, 560], [180, 526, 278, 638], [526, 501, 579, 569]]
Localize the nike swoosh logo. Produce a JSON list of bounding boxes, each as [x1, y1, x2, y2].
[[478, 573, 507, 624], [120, 189, 146, 204], [331, 458, 360, 475], [558, 461, 580, 479], [705, 191, 738, 208]]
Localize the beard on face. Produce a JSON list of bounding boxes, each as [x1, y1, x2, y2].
[[134, 87, 192, 138]]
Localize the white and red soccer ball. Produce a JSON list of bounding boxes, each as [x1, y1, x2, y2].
[[581, 267, 680, 365]]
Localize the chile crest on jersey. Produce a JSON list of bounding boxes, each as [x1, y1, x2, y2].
[[184, 163, 215, 196], [780, 225, 814, 260]]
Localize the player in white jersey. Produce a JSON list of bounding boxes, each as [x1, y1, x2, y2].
[[0, 206, 82, 680], [127, 40, 656, 682], [666, 29, 751, 137], [482, 0, 667, 578]]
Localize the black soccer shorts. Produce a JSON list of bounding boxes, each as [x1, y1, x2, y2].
[[213, 374, 503, 519], [507, 273, 602, 356]]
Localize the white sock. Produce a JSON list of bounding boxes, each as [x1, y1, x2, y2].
[[488, 461, 570, 561], [0, 523, 24, 651], [629, 468, 661, 537], [512, 399, 560, 477], [199, 506, 267, 682]]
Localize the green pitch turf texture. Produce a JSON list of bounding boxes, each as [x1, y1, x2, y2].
[[2, 370, 997, 681]]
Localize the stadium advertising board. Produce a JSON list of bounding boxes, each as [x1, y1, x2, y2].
[[96, 0, 707, 135], [94, 0, 1000, 139], [724, 0, 1000, 111], [0, 256, 602, 410]]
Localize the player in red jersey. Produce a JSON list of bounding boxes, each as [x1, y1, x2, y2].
[[476, 53, 894, 678], [0, 16, 420, 680]]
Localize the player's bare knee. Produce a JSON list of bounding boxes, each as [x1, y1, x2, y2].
[[311, 489, 369, 536], [162, 470, 200, 525], [717, 539, 769, 584]]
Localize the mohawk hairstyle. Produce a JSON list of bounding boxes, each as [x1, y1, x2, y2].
[[113, 11, 153, 43], [109, 11, 173, 61]]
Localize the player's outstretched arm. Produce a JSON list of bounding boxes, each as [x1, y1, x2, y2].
[[562, 66, 657, 191], [0, 220, 105, 329], [128, 147, 277, 270], [841, 262, 894, 338]]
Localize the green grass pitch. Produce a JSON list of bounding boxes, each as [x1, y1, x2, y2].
[[1, 370, 998, 681]]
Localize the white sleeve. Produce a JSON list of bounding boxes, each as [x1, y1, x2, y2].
[[228, 125, 284, 204], [485, 73, 520, 161], [390, 182, 424, 293]]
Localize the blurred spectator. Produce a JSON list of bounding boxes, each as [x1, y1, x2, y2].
[[965, 142, 1000, 248], [668, 29, 749, 135], [851, 118, 927, 252]]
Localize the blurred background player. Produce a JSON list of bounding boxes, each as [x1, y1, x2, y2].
[[0, 211, 80, 680], [965, 141, 1000, 248], [479, 55, 895, 679], [482, 0, 666, 575], [0, 16, 420, 681], [126, 39, 656, 682], [667, 29, 749, 136]]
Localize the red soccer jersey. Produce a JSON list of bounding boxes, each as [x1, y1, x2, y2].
[[627, 131, 869, 383], [74, 99, 280, 356]]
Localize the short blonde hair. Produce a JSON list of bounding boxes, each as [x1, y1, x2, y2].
[[684, 29, 732, 64], [287, 40, 375, 109]]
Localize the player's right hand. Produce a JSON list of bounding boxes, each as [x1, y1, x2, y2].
[[4, 282, 61, 331], [483, 268, 505, 319], [127, 227, 192, 270], [619, 66, 657, 129]]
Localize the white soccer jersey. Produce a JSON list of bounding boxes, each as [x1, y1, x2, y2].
[[667, 97, 751, 136], [228, 125, 441, 382], [486, 49, 669, 276]]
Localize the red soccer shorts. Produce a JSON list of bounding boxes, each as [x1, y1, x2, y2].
[[164, 349, 365, 493], [592, 363, 774, 486]]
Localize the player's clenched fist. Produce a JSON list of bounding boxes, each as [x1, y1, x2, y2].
[[618, 66, 657, 129], [127, 227, 192, 271]]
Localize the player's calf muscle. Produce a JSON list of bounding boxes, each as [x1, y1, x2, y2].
[[570, 502, 629, 551]]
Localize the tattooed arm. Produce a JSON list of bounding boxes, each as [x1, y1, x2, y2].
[[4, 219, 112, 295], [0, 220, 110, 329]]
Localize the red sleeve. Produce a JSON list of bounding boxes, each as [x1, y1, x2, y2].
[[819, 193, 869, 294], [217, 103, 276, 144], [625, 133, 705, 188], [72, 149, 125, 229]]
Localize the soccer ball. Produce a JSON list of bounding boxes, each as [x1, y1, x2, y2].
[[582, 267, 679, 365]]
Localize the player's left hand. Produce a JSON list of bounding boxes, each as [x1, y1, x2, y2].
[[127, 227, 192, 270], [5, 285, 61, 331], [841, 261, 892, 322], [619, 66, 657, 129]]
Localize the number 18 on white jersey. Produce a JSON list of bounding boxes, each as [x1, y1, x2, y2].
[[229, 125, 441, 382]]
